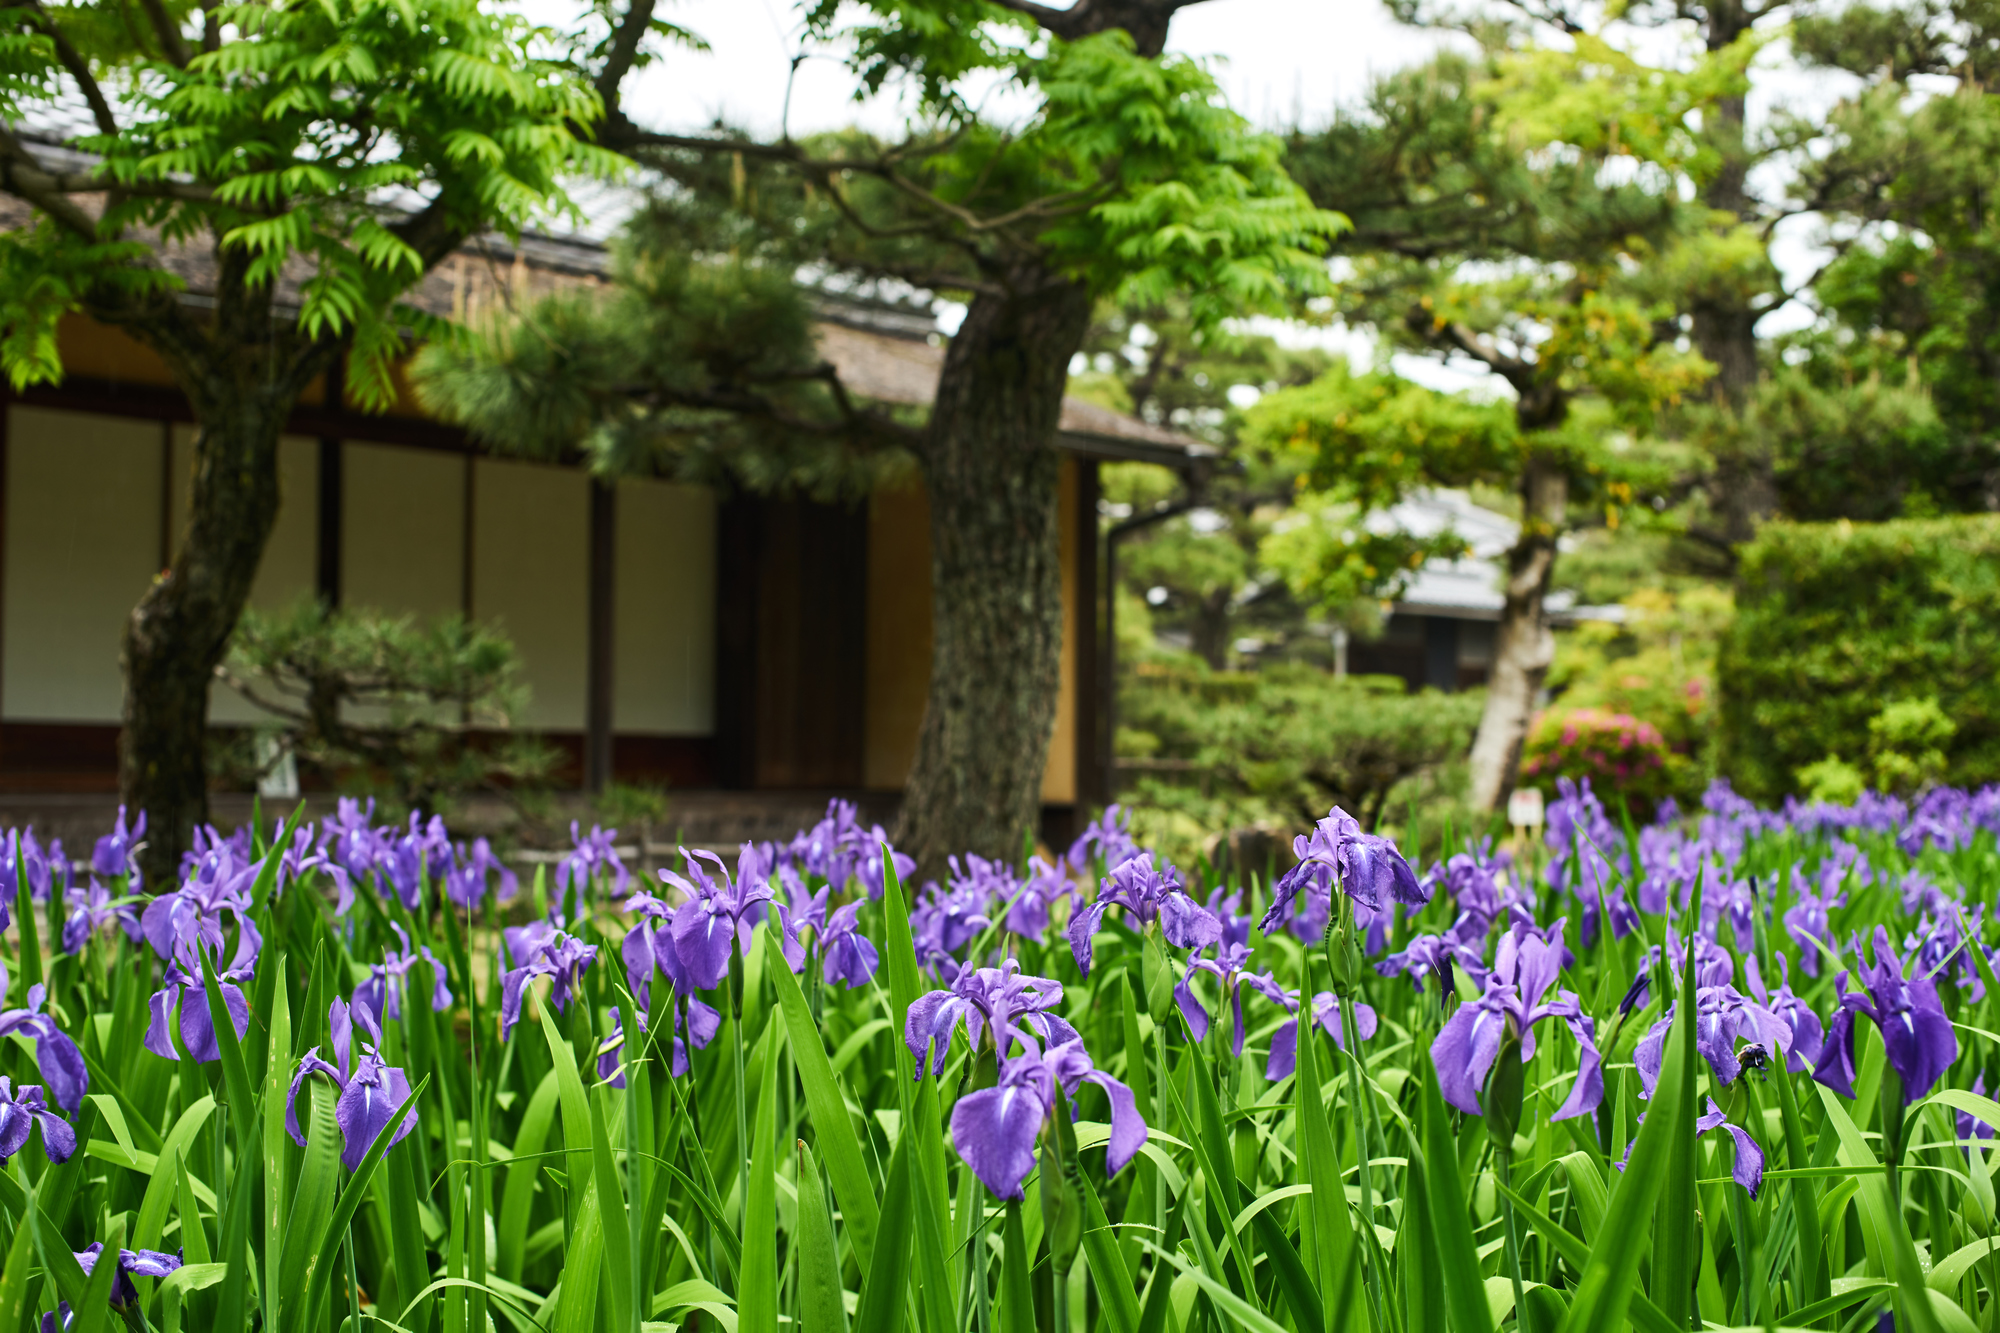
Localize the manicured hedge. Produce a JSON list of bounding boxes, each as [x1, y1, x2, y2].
[[1719, 514, 2000, 800]]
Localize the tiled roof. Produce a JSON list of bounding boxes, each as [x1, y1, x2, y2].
[[1, 142, 1208, 461]]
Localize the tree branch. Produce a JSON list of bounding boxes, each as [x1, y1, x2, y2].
[[0, 126, 108, 238], [136, 0, 193, 67], [21, 2, 120, 138], [593, 0, 657, 138], [642, 363, 927, 452], [987, 0, 1217, 54]]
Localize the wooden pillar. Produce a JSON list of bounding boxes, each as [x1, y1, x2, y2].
[[316, 438, 342, 606], [317, 359, 344, 606], [585, 477, 616, 793], [1074, 459, 1104, 811]]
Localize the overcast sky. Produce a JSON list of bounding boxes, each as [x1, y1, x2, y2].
[[600, 0, 1853, 389], [618, 0, 1458, 139]]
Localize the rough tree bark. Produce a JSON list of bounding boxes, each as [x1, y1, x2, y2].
[[119, 372, 310, 886], [896, 263, 1096, 875], [887, 0, 1199, 873], [112, 276, 338, 879], [1466, 452, 1568, 814]]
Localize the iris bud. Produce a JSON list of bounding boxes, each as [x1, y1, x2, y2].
[[1484, 1035, 1526, 1149]]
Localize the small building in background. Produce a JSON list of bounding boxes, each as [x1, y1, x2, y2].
[[1341, 489, 1623, 693]]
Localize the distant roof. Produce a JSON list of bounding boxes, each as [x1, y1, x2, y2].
[[1365, 489, 1624, 626], [812, 320, 1213, 466], [0, 153, 1207, 465]]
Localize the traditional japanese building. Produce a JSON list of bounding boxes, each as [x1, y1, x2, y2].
[[0, 218, 1208, 843]]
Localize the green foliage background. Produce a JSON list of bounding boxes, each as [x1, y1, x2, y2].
[[1720, 515, 2000, 801]]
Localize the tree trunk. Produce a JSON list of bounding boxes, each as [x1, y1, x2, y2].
[[1466, 454, 1567, 814], [896, 263, 1095, 877], [1691, 0, 1778, 546], [121, 385, 293, 886], [1191, 591, 1232, 670]]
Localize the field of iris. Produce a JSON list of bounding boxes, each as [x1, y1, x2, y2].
[[3, 778, 1999, 1333]]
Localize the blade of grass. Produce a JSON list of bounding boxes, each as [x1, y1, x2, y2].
[[281, 1079, 344, 1333], [797, 1141, 849, 1333], [384, 1114, 439, 1333], [1814, 1084, 1946, 1333], [1295, 957, 1359, 1332], [1558, 943, 1691, 1333], [1417, 1052, 1493, 1333], [498, 1069, 560, 1283], [852, 1119, 914, 1333], [538, 1002, 634, 1333], [764, 924, 881, 1268], [1000, 1198, 1037, 1333], [740, 1014, 781, 1333]]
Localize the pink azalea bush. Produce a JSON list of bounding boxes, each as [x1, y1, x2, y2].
[[1521, 706, 1677, 808]]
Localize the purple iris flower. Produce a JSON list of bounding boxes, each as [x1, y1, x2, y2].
[[60, 880, 138, 954], [380, 813, 453, 911], [445, 837, 518, 910], [1203, 886, 1251, 951], [1259, 807, 1428, 942], [854, 835, 913, 900], [1636, 824, 1693, 916], [556, 823, 629, 919], [620, 891, 677, 1001], [139, 847, 256, 962], [1813, 927, 1959, 1104], [44, 1243, 181, 1323], [1744, 954, 1825, 1074], [286, 999, 419, 1170], [1173, 942, 1290, 1056], [907, 960, 1079, 1077], [776, 889, 880, 989], [1907, 909, 1985, 1002], [178, 824, 252, 883], [91, 806, 146, 888], [1617, 1097, 1765, 1198], [911, 878, 993, 978], [1784, 882, 1844, 978], [1899, 869, 1954, 919], [143, 916, 260, 1064], [498, 923, 598, 1040], [1002, 856, 1073, 940], [1618, 930, 1734, 1016], [1377, 932, 1489, 994], [1069, 852, 1221, 977], [351, 922, 453, 1028], [1545, 777, 1631, 945], [597, 1012, 640, 1087], [1066, 804, 1137, 873], [1267, 990, 1377, 1081], [1426, 850, 1503, 941], [794, 800, 865, 886], [0, 828, 59, 904], [1633, 976, 1792, 1097], [949, 1037, 1145, 1200], [321, 798, 385, 881], [1430, 918, 1602, 1122], [0, 965, 86, 1112], [0, 1077, 75, 1166], [664, 846, 773, 991], [616, 892, 722, 1076]]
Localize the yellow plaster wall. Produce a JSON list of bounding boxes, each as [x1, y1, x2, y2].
[[2, 407, 163, 721], [862, 459, 1080, 803]]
